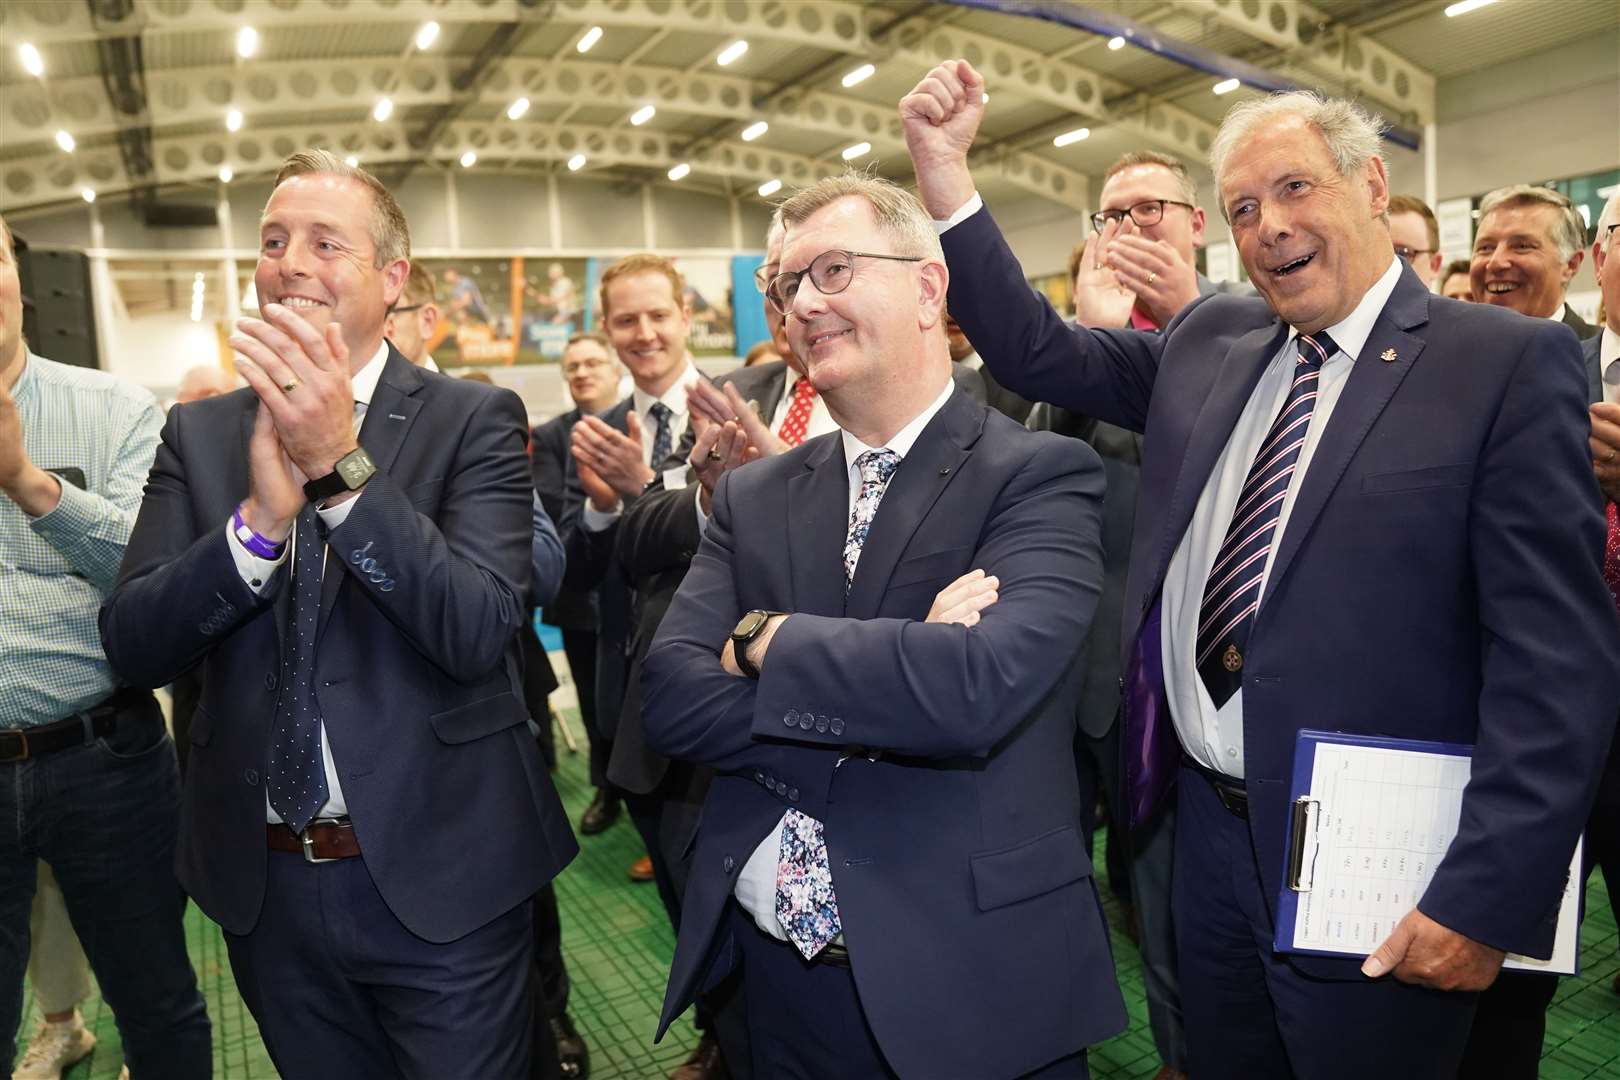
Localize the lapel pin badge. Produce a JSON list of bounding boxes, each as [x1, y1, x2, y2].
[[388, 413, 407, 421], [1379, 348, 1397, 363]]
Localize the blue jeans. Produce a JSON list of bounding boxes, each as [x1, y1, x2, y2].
[[0, 693, 211, 1077]]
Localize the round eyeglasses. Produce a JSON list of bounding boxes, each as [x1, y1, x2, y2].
[[765, 249, 924, 315]]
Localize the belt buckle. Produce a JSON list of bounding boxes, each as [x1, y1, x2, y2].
[[0, 730, 27, 763], [299, 825, 340, 864]]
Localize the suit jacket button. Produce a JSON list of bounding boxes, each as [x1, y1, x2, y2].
[[243, 769, 259, 786], [829, 718, 844, 736], [723, 855, 735, 874], [264, 673, 277, 691], [783, 709, 799, 728]]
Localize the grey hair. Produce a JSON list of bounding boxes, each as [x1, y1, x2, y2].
[[268, 148, 411, 267], [776, 170, 943, 262], [1209, 91, 1386, 216], [1597, 193, 1620, 245], [1479, 184, 1588, 262]]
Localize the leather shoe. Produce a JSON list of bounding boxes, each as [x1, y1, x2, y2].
[[629, 854, 655, 882], [579, 789, 621, 835], [551, 1014, 590, 1079], [668, 1033, 729, 1080]]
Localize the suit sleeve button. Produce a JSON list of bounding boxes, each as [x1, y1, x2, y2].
[[775, 781, 787, 796], [753, 770, 765, 784], [815, 715, 828, 733], [783, 709, 799, 728], [788, 787, 800, 801], [798, 713, 813, 730], [829, 718, 844, 736]]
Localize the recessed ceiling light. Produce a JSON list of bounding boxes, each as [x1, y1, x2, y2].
[[841, 142, 871, 160], [460, 150, 478, 168], [80, 187, 95, 203], [740, 121, 768, 142], [841, 63, 875, 89], [668, 163, 691, 181], [344, 154, 359, 167], [507, 97, 530, 120], [236, 26, 258, 59], [717, 40, 748, 67], [1107, 36, 1125, 50], [630, 105, 656, 126], [577, 26, 603, 53], [1212, 78, 1240, 95], [1443, 0, 1497, 15], [415, 21, 440, 50], [1053, 127, 1090, 147], [758, 178, 782, 197], [219, 166, 234, 182], [225, 108, 243, 131], [55, 130, 75, 152], [567, 154, 587, 171], [373, 98, 394, 122], [18, 43, 44, 78]]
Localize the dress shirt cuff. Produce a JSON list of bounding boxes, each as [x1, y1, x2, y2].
[[27, 475, 93, 547], [226, 517, 287, 595], [582, 501, 623, 532], [694, 484, 711, 538], [933, 192, 984, 234], [315, 486, 363, 530]]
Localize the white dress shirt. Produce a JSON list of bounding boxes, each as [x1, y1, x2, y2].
[[1159, 256, 1403, 779], [582, 359, 702, 532], [733, 376, 955, 940], [227, 339, 389, 823], [1600, 326, 1619, 406]]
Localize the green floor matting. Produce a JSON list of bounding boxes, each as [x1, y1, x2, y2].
[[17, 708, 1620, 1078]]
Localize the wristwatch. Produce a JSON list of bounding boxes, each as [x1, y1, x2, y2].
[[730, 610, 784, 679], [303, 446, 377, 504]]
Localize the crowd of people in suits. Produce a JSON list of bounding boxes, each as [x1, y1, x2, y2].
[[0, 53, 1617, 1080]]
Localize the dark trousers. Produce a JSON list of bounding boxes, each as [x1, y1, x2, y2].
[[225, 850, 533, 1079], [0, 694, 210, 1077], [732, 906, 1087, 1080], [1175, 765, 1478, 1079], [528, 883, 565, 1080], [561, 627, 612, 789]]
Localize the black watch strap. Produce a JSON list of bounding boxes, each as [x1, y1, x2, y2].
[[303, 446, 376, 503]]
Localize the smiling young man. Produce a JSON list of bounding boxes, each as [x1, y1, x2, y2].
[[641, 173, 1123, 1079], [1471, 184, 1596, 339], [905, 61, 1619, 1079], [101, 150, 576, 1077]]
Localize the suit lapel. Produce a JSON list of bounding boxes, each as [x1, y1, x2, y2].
[[1143, 320, 1291, 593], [1262, 275, 1428, 606], [317, 348, 424, 634], [845, 390, 982, 619], [786, 436, 852, 618]]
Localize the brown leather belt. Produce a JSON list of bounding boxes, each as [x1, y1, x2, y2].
[[0, 688, 149, 763], [267, 819, 361, 863]]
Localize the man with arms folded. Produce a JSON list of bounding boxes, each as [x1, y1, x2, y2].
[[903, 60, 1620, 1080], [640, 173, 1126, 1079], [100, 150, 576, 1077]]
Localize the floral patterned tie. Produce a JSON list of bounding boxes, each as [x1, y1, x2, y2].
[[774, 448, 902, 959]]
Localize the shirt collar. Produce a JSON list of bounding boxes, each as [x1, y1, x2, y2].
[[631, 359, 699, 418], [1601, 326, 1620, 376], [350, 341, 390, 407], [1545, 306, 1569, 323], [840, 375, 955, 469], [9, 348, 38, 404], [1293, 255, 1402, 361]]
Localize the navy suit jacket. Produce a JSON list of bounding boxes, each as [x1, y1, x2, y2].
[[942, 204, 1620, 969], [1584, 331, 1605, 403], [532, 406, 598, 632], [101, 348, 578, 943], [641, 386, 1128, 1078]]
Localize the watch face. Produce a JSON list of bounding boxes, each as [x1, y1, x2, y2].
[[733, 610, 769, 638], [338, 448, 375, 487]]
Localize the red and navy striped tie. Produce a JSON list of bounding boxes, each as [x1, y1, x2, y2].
[[1196, 331, 1336, 707]]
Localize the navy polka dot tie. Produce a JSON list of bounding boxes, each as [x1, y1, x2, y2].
[[267, 505, 330, 833]]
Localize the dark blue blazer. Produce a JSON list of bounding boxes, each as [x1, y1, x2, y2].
[[942, 205, 1620, 969], [101, 347, 578, 943], [641, 386, 1127, 1078], [1584, 331, 1605, 403]]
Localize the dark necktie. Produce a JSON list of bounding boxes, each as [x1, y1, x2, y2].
[[266, 505, 331, 833], [1196, 332, 1336, 708], [647, 401, 673, 469]]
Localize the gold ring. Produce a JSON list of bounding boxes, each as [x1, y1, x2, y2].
[[707, 448, 724, 461], [280, 378, 301, 393], [1608, 447, 1618, 463], [1146, 271, 1158, 285]]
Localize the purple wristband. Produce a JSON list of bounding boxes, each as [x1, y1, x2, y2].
[[232, 505, 286, 560]]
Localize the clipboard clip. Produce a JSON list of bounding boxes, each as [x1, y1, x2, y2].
[[1287, 796, 1320, 892]]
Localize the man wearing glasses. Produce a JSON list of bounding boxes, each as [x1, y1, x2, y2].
[[642, 173, 1124, 1078], [384, 262, 442, 370], [1387, 195, 1444, 290], [1075, 151, 1253, 332]]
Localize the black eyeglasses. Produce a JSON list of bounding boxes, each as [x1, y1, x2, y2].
[[1606, 223, 1620, 243], [1090, 199, 1196, 233], [765, 249, 923, 315], [1394, 244, 1436, 263], [390, 303, 426, 314]]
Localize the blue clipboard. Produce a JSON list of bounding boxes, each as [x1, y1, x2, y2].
[[1274, 728, 1580, 975]]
